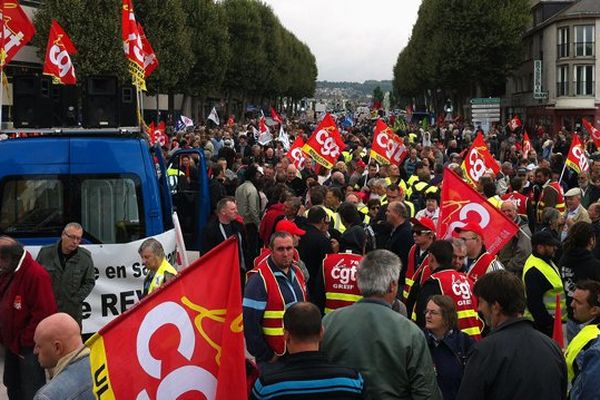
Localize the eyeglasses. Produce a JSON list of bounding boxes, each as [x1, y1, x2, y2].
[[63, 232, 82, 241], [424, 310, 442, 316], [413, 230, 432, 236]]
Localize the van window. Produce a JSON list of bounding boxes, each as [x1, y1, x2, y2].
[[0, 175, 144, 243]]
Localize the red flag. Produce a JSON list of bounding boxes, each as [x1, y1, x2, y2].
[[370, 119, 407, 166], [508, 115, 522, 131], [257, 112, 272, 145], [565, 134, 589, 174], [146, 121, 156, 144], [87, 237, 246, 399], [137, 22, 158, 78], [227, 114, 235, 127], [122, 0, 146, 90], [147, 121, 167, 146], [0, 0, 35, 68], [522, 131, 531, 159], [43, 20, 77, 85], [552, 293, 564, 349], [437, 168, 519, 256], [302, 113, 346, 168], [461, 132, 500, 184], [287, 136, 306, 170], [270, 107, 283, 124], [583, 118, 600, 149]]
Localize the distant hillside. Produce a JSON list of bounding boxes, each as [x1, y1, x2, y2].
[[316, 80, 393, 97]]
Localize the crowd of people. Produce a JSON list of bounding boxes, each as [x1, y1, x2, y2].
[[3, 111, 600, 399]]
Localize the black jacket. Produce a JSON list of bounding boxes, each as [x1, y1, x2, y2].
[[297, 224, 332, 310], [200, 219, 246, 259], [560, 248, 600, 320], [457, 318, 567, 400], [385, 220, 414, 286]]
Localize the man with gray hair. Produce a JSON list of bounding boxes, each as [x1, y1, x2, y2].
[[37, 222, 95, 328], [138, 238, 177, 297], [322, 249, 441, 399]]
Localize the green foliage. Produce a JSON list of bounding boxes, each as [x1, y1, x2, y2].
[[372, 85, 384, 103]]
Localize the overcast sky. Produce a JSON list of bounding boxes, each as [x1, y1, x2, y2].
[[261, 0, 422, 83]]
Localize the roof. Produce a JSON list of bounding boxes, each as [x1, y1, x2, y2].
[[525, 0, 600, 36]]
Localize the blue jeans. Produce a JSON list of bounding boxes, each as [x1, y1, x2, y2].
[[3, 346, 46, 400]]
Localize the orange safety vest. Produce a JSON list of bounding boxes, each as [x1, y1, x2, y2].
[[322, 253, 363, 314], [254, 247, 300, 269], [404, 245, 429, 300], [537, 181, 566, 221], [247, 257, 307, 356], [501, 191, 528, 215], [430, 269, 483, 340], [467, 252, 496, 282], [408, 256, 432, 320]]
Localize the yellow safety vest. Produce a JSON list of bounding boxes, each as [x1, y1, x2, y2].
[[148, 258, 178, 294], [488, 195, 502, 209], [385, 177, 408, 195], [404, 200, 415, 218], [565, 324, 600, 383], [522, 255, 566, 321], [407, 179, 438, 199]]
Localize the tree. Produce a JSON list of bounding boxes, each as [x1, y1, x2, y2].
[[373, 86, 384, 104]]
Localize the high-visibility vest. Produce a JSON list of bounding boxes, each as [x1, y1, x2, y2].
[[322, 252, 363, 314], [247, 258, 307, 356], [403, 244, 428, 300], [522, 254, 566, 322], [254, 247, 300, 269], [407, 179, 438, 199], [430, 269, 483, 340], [404, 200, 415, 217], [487, 195, 502, 209], [467, 252, 496, 282], [409, 259, 433, 320], [385, 177, 408, 195], [147, 258, 178, 294], [537, 181, 566, 222], [565, 324, 600, 383], [406, 175, 419, 190]]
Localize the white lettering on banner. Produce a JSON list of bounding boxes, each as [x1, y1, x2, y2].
[[387, 138, 406, 164], [49, 45, 72, 78], [315, 129, 340, 158], [26, 229, 178, 334], [290, 147, 305, 169], [447, 203, 490, 235], [572, 146, 589, 172], [3, 25, 24, 54], [135, 302, 217, 400], [468, 148, 486, 181], [451, 278, 471, 300]]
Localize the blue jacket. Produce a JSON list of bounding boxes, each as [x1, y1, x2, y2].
[[570, 331, 600, 400], [426, 329, 475, 400], [34, 355, 94, 400]]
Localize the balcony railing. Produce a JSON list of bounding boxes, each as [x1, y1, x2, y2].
[[557, 43, 570, 58], [556, 82, 569, 96], [575, 80, 595, 96], [575, 41, 595, 57]]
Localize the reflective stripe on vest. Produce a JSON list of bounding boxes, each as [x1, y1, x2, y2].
[[522, 255, 566, 321], [565, 324, 600, 383], [248, 258, 307, 356], [322, 253, 363, 314], [148, 259, 178, 294], [431, 269, 483, 340], [404, 201, 415, 218], [537, 182, 566, 221]]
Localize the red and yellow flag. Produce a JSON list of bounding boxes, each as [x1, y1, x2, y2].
[[43, 20, 77, 85], [0, 0, 35, 68], [370, 118, 407, 166], [87, 237, 246, 399], [137, 22, 158, 78], [122, 0, 146, 90], [461, 132, 500, 184], [302, 113, 346, 169], [522, 131, 531, 159], [583, 118, 600, 149], [565, 134, 589, 174]]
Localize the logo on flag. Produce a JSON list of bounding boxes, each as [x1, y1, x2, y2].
[[287, 136, 306, 170], [270, 107, 283, 124], [207, 107, 220, 126], [370, 119, 407, 166], [508, 115, 522, 131], [137, 22, 158, 78], [43, 20, 77, 85], [583, 118, 600, 149], [461, 132, 500, 184], [302, 113, 346, 169], [87, 237, 246, 399], [257, 112, 272, 145], [522, 131, 531, 159], [437, 168, 519, 256], [0, 0, 35, 67], [147, 121, 167, 146], [122, 0, 146, 90], [278, 124, 290, 150], [565, 134, 589, 174]]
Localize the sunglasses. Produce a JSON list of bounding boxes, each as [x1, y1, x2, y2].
[[412, 230, 432, 236]]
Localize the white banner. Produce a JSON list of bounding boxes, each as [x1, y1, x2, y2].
[[26, 229, 178, 334]]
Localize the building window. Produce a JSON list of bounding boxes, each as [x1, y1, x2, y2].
[[557, 27, 569, 58], [575, 65, 594, 96], [557, 65, 569, 96], [575, 25, 594, 57]]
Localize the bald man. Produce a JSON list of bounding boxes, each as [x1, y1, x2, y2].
[[33, 313, 94, 400], [0, 236, 56, 400]]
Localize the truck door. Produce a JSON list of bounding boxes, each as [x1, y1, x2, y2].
[[167, 149, 210, 250]]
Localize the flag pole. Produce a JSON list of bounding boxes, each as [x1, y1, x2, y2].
[[558, 161, 567, 184], [0, 67, 4, 131]]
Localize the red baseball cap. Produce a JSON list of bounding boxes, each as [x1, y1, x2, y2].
[[410, 216, 436, 233], [275, 220, 306, 236], [356, 160, 366, 169], [454, 222, 484, 238]]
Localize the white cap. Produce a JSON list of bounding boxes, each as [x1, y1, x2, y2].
[[565, 188, 582, 197]]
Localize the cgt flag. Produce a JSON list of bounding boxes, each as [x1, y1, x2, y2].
[[508, 115, 522, 131], [302, 112, 345, 169], [270, 107, 283, 124], [461, 132, 500, 184], [437, 167, 519, 256], [43, 20, 77, 85], [0, 0, 35, 68], [257, 111, 272, 145], [565, 134, 589, 174], [122, 0, 146, 90], [147, 121, 167, 147], [87, 237, 246, 400], [582, 118, 600, 149], [287, 136, 306, 170], [522, 131, 531, 159], [137, 22, 158, 78], [370, 118, 407, 166]]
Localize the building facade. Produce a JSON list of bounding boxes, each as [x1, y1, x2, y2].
[[504, 0, 600, 134]]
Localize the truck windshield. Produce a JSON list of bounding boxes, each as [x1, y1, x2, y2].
[[0, 175, 144, 243]]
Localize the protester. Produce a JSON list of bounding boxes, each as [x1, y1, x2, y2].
[[0, 236, 57, 400], [457, 271, 567, 400], [36, 222, 95, 329], [454, 223, 503, 281], [385, 201, 414, 283], [138, 238, 177, 297], [250, 302, 365, 399], [322, 249, 441, 399], [404, 216, 436, 312], [33, 313, 94, 400], [424, 295, 475, 400], [497, 200, 531, 275]]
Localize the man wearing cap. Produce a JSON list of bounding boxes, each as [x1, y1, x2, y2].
[[562, 188, 591, 241], [522, 231, 565, 337], [498, 200, 532, 276], [254, 219, 306, 272], [403, 216, 436, 310], [455, 223, 503, 282]]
